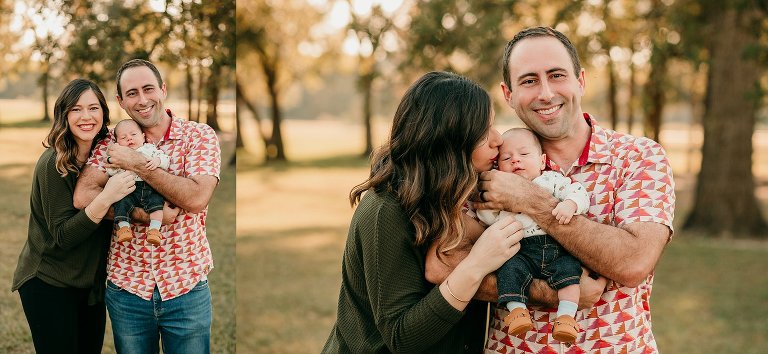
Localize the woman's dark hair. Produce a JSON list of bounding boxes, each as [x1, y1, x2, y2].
[[44, 78, 110, 176], [350, 71, 492, 250]]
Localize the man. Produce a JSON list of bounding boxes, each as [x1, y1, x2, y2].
[[426, 27, 675, 352], [74, 58, 221, 353]]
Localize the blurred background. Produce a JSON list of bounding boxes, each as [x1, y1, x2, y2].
[[238, 0, 768, 353], [0, 0, 235, 353]]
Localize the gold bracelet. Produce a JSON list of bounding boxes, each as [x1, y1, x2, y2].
[[84, 206, 102, 222], [445, 278, 470, 303]]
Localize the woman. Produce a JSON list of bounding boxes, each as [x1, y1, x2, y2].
[[12, 79, 136, 353], [323, 71, 523, 353]]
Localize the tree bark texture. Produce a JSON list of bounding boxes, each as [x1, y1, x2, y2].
[[186, 63, 194, 122], [263, 60, 286, 162], [205, 63, 221, 132], [683, 5, 767, 237], [643, 43, 665, 144]]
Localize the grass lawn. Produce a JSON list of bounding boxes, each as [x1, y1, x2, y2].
[[237, 120, 768, 354], [0, 124, 236, 353], [653, 237, 768, 353]]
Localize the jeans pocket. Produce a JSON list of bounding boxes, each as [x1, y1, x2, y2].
[[106, 280, 124, 292], [190, 279, 209, 292]]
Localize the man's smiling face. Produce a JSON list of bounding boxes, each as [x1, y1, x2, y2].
[[117, 66, 167, 128], [501, 36, 585, 142]]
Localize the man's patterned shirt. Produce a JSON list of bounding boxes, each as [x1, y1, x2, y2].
[[88, 112, 221, 301], [485, 114, 675, 353]]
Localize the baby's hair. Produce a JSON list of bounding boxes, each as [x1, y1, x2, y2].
[[113, 119, 143, 141], [502, 127, 542, 154], [114, 119, 140, 134]]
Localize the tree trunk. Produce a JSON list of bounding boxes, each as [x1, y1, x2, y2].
[[357, 50, 377, 158], [361, 72, 374, 158], [266, 82, 286, 161], [234, 81, 244, 150], [186, 63, 194, 121], [41, 67, 51, 122], [205, 63, 221, 131], [261, 60, 286, 162], [236, 80, 267, 144], [683, 6, 767, 237], [195, 68, 206, 123], [643, 43, 666, 143]]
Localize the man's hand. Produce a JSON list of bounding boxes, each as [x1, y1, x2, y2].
[[130, 202, 181, 225], [578, 268, 607, 309], [475, 170, 539, 212], [163, 202, 181, 224], [107, 144, 147, 172], [552, 200, 578, 224], [528, 268, 607, 309]]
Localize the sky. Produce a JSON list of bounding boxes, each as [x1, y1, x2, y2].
[[313, 0, 407, 56]]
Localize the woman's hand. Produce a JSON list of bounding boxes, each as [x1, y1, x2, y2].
[[464, 215, 523, 275], [102, 170, 136, 204]]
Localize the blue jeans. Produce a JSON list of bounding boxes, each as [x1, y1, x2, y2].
[[113, 181, 165, 224], [497, 235, 582, 304], [105, 280, 212, 354]]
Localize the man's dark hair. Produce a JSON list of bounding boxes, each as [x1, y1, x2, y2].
[[502, 26, 582, 89], [116, 59, 164, 99]]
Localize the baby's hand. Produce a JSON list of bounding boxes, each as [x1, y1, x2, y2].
[[552, 199, 578, 224], [146, 157, 161, 170]]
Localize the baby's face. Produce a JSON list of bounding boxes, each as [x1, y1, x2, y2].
[[496, 130, 545, 180], [115, 122, 145, 149]]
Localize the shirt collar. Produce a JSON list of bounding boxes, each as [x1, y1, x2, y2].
[[545, 113, 611, 172], [161, 108, 182, 142], [583, 113, 614, 165]]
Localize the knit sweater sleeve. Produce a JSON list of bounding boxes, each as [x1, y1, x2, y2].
[[37, 150, 101, 250], [363, 195, 464, 353]]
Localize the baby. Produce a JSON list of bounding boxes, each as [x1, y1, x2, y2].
[[477, 128, 589, 343], [108, 119, 169, 246]]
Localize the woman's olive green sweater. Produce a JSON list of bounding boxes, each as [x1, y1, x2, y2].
[[323, 190, 488, 354], [12, 148, 112, 304]]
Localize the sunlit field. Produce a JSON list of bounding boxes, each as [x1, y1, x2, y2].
[[0, 108, 236, 353], [237, 118, 768, 354]]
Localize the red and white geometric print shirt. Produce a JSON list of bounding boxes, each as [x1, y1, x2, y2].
[[485, 114, 675, 354], [87, 110, 221, 301]]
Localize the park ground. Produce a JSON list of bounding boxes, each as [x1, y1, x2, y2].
[[237, 119, 768, 354], [0, 104, 236, 353]]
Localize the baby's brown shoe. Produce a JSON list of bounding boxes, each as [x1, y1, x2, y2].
[[116, 226, 134, 242], [146, 229, 162, 246], [552, 314, 579, 343], [503, 307, 534, 336]]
